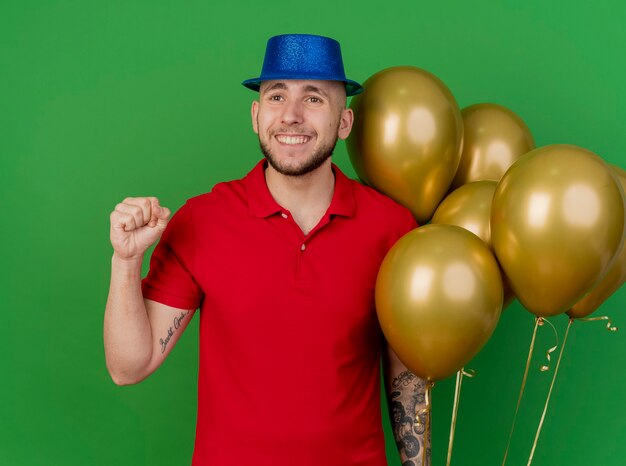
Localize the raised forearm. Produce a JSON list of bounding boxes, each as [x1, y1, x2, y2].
[[103, 253, 153, 385], [386, 370, 431, 466]]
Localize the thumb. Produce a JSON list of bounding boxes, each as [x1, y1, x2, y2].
[[155, 206, 171, 229]]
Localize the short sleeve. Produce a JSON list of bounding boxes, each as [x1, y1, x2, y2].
[[141, 202, 203, 310]]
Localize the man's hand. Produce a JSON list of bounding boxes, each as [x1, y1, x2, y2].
[[105, 196, 197, 386], [109, 197, 171, 260]]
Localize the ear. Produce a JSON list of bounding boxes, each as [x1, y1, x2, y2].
[[251, 100, 259, 134], [337, 107, 354, 140]]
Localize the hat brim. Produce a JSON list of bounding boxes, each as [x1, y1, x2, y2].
[[242, 76, 363, 97]]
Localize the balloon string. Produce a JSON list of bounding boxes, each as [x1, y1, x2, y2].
[[446, 368, 476, 466], [502, 317, 540, 466], [416, 382, 434, 466], [527, 318, 572, 465], [577, 315, 618, 332], [537, 317, 559, 372]]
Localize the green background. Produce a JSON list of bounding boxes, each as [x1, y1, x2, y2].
[[2, 1, 624, 465]]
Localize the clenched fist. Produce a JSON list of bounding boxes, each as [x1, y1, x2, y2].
[[110, 197, 171, 260]]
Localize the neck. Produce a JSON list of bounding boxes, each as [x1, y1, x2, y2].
[[264, 158, 335, 233]]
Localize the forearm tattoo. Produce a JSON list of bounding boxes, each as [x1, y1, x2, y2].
[[159, 310, 190, 353], [388, 370, 431, 466]]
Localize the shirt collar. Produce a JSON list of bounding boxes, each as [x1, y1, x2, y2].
[[244, 159, 356, 219]]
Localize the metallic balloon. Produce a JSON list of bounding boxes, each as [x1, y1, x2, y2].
[[432, 181, 498, 246], [376, 224, 503, 382], [491, 145, 626, 317], [347, 66, 463, 224], [451, 103, 535, 189], [568, 165, 626, 318], [431, 180, 515, 309]]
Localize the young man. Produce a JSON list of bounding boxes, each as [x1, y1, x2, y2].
[[104, 34, 430, 465]]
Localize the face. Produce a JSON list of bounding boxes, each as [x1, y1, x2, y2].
[[251, 79, 354, 177]]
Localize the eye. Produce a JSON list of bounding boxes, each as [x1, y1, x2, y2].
[[268, 94, 284, 102], [307, 96, 322, 103]]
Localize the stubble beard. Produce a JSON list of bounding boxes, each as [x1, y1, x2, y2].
[[259, 138, 338, 177], [258, 120, 341, 177]]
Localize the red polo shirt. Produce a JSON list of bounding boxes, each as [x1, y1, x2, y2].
[[141, 160, 417, 465]]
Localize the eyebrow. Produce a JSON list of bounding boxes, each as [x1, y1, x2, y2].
[[264, 82, 287, 92], [303, 85, 329, 99]]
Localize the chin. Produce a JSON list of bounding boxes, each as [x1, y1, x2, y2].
[[260, 139, 336, 177]]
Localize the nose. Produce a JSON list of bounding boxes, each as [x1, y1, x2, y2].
[[281, 99, 304, 126]]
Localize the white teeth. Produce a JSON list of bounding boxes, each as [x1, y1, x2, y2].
[[276, 135, 309, 145]]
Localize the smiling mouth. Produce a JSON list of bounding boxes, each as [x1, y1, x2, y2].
[[275, 134, 312, 145]]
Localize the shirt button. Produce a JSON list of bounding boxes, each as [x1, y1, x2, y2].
[[281, 213, 288, 219], [301, 243, 306, 251]]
